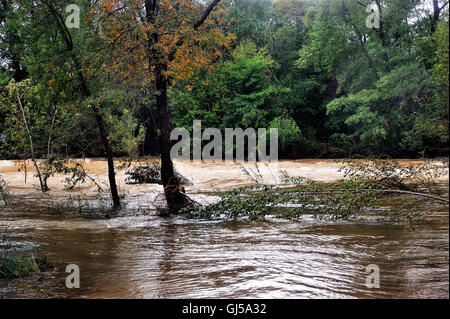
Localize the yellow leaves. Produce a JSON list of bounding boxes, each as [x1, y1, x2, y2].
[[48, 79, 55, 89], [104, 0, 117, 13], [93, 0, 233, 84]]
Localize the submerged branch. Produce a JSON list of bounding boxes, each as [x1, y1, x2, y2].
[[291, 189, 449, 204], [183, 159, 448, 221]]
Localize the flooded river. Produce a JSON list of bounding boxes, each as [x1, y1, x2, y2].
[[0, 159, 448, 298]]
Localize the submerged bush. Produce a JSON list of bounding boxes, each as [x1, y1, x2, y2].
[[181, 181, 384, 220], [0, 174, 8, 204], [0, 232, 53, 279], [125, 161, 191, 185], [338, 158, 448, 193], [1, 230, 53, 279]]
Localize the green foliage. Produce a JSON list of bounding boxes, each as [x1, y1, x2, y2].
[[0, 79, 62, 159], [0, 0, 143, 159], [171, 41, 289, 131], [297, 0, 449, 157], [0, 254, 39, 279], [431, 19, 450, 92], [0, 252, 53, 279], [326, 89, 386, 154], [103, 102, 145, 157], [269, 115, 302, 157], [1, 229, 53, 279], [416, 17, 450, 155]]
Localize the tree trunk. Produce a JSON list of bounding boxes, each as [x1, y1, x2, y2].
[[155, 69, 174, 187], [16, 91, 47, 192], [145, 0, 188, 212], [155, 63, 188, 212], [77, 67, 121, 208], [430, 0, 448, 34], [95, 110, 121, 208]]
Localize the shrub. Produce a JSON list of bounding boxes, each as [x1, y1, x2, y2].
[[125, 161, 192, 185]]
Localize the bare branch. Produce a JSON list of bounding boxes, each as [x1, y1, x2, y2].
[[168, 0, 223, 61], [194, 0, 222, 30]]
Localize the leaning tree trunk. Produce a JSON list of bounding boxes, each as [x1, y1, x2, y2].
[[94, 107, 121, 208], [77, 68, 121, 208]]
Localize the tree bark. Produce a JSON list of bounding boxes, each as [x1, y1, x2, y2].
[[155, 65, 174, 187], [430, 0, 448, 34], [154, 63, 190, 212]]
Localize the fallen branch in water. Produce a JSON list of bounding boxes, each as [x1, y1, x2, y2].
[[80, 172, 105, 192], [183, 159, 448, 221], [179, 191, 203, 207], [182, 182, 448, 220], [290, 189, 449, 204]]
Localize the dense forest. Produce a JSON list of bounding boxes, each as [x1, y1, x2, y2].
[[1, 0, 448, 161]]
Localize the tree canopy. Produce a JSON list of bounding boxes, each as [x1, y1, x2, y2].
[[1, 0, 448, 163]]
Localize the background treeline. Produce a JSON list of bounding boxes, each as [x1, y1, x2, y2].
[[1, 0, 448, 161]]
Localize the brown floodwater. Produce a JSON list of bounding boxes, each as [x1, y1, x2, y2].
[[0, 159, 448, 298]]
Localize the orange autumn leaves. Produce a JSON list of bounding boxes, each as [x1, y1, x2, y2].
[[91, 0, 235, 87]]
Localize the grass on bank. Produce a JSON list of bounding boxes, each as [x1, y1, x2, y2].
[[1, 229, 53, 279], [0, 253, 53, 279]]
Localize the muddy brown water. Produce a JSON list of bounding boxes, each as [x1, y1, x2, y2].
[[0, 159, 448, 298]]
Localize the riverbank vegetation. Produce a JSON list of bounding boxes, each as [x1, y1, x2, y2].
[[0, 252, 53, 279], [1, 229, 53, 279]]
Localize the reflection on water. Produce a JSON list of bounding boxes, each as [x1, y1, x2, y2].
[[0, 160, 448, 298]]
